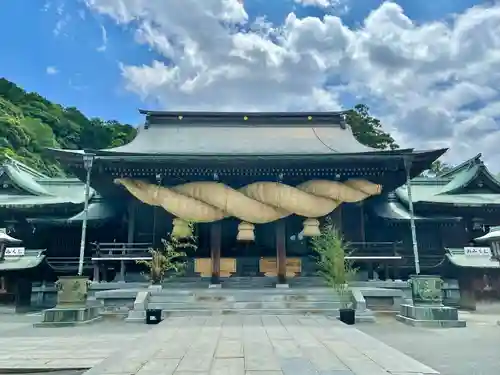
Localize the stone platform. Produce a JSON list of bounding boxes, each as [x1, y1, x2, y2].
[[83, 315, 439, 375], [396, 304, 466, 328], [126, 287, 375, 323], [34, 306, 102, 327]]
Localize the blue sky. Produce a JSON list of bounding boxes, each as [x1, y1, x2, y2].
[[0, 0, 489, 126]]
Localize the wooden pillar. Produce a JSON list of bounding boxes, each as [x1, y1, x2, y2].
[[384, 263, 391, 281], [127, 200, 136, 244], [210, 222, 221, 285], [360, 202, 366, 242], [367, 262, 374, 280], [116, 201, 135, 283], [119, 244, 126, 282], [93, 260, 100, 282], [393, 262, 401, 280], [276, 219, 287, 285]]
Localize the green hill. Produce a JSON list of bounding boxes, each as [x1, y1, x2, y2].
[[0, 78, 136, 176]]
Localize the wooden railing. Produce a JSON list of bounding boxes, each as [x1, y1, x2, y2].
[[46, 240, 407, 280], [346, 241, 403, 261], [91, 242, 152, 261], [91, 242, 152, 282]]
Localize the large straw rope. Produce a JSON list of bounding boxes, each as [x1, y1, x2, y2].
[[114, 178, 382, 223]]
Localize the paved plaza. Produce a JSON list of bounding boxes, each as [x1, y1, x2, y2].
[[84, 315, 437, 375], [0, 309, 499, 374], [0, 314, 151, 371], [358, 308, 500, 375]]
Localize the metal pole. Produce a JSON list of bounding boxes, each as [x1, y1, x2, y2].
[[77, 155, 94, 276], [404, 157, 421, 275]]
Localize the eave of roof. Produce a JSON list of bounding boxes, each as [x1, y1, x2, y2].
[[446, 248, 500, 269], [26, 201, 118, 226], [0, 250, 46, 271], [372, 199, 461, 222]]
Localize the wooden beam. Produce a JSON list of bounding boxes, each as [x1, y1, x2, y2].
[[276, 219, 287, 284]]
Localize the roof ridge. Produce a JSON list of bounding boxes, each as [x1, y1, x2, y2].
[[439, 153, 482, 178], [4, 155, 49, 179], [140, 110, 348, 129]]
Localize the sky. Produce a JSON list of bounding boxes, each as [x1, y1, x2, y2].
[[0, 0, 499, 168]]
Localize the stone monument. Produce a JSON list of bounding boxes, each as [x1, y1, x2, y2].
[[396, 274, 466, 328]]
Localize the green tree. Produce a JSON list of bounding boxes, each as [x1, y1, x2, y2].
[[310, 218, 358, 308], [0, 78, 137, 176], [420, 160, 454, 177], [346, 104, 399, 150]]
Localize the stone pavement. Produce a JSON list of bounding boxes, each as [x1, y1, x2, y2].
[[358, 312, 500, 375], [84, 315, 438, 375], [0, 315, 151, 371]]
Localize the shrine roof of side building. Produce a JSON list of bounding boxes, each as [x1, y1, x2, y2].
[[396, 153, 500, 207]]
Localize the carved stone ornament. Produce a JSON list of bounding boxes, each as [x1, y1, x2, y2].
[[409, 274, 444, 306]]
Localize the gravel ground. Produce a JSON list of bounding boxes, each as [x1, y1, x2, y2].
[[357, 304, 500, 375]]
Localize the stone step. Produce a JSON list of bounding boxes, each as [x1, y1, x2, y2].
[[147, 301, 344, 310], [149, 293, 342, 303], [126, 309, 374, 322], [149, 287, 338, 296], [149, 297, 342, 304]]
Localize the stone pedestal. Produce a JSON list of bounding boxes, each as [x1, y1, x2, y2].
[[34, 305, 102, 327], [396, 304, 466, 328], [396, 275, 466, 328], [34, 276, 102, 327], [275, 283, 289, 289]]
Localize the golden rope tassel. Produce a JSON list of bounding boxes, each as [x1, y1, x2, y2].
[[171, 218, 192, 238], [236, 222, 255, 241], [302, 218, 321, 237]]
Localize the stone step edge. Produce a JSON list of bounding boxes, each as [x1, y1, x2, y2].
[[125, 309, 375, 323], [146, 305, 346, 310]]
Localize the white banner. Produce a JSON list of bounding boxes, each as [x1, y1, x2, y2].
[[464, 247, 491, 257], [4, 247, 25, 257]]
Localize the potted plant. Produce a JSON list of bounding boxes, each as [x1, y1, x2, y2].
[[311, 217, 358, 325], [137, 223, 197, 288]]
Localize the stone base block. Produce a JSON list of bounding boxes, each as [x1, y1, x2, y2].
[[125, 309, 146, 322], [396, 303, 466, 328], [148, 285, 163, 291], [34, 306, 102, 327], [275, 284, 290, 289]]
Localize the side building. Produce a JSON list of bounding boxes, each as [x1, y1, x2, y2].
[[371, 153, 500, 306], [0, 156, 121, 290]]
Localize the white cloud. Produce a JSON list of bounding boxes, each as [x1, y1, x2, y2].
[[83, 0, 500, 169], [52, 2, 71, 36], [46, 66, 59, 75], [294, 0, 344, 9], [97, 25, 108, 52]]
